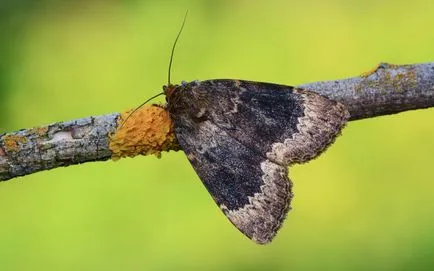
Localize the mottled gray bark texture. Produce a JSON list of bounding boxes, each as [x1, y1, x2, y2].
[[0, 62, 433, 181], [300, 63, 434, 120], [0, 114, 119, 181]]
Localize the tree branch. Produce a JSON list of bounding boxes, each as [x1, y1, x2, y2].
[[1, 62, 433, 181], [300, 62, 434, 120]]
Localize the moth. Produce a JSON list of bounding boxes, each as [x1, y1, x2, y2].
[[163, 80, 349, 244], [140, 13, 349, 244]]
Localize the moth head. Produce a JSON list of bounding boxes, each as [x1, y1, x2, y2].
[[163, 84, 179, 102], [164, 80, 195, 103], [163, 83, 190, 113]]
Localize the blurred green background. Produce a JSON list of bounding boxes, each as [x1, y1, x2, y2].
[[1, 1, 434, 270]]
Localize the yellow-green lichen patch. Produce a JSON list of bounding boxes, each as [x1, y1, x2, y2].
[[389, 69, 417, 92], [109, 105, 180, 160], [3, 134, 28, 152], [30, 126, 49, 136], [356, 64, 417, 93]]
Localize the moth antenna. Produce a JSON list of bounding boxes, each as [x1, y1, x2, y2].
[[168, 10, 189, 86], [120, 92, 164, 128], [121, 11, 188, 129]]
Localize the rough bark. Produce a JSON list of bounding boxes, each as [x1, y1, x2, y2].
[[301, 63, 434, 120], [0, 114, 119, 181]]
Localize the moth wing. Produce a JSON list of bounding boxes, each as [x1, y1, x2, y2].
[[175, 119, 292, 244], [171, 79, 349, 244], [204, 80, 350, 165]]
